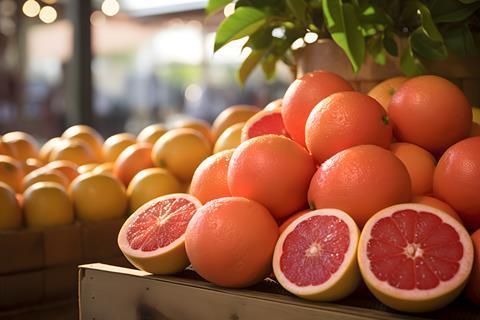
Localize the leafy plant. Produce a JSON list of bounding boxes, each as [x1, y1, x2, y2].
[[207, 0, 480, 85]]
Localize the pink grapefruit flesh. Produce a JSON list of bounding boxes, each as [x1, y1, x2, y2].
[[118, 193, 202, 274], [358, 203, 473, 312], [273, 209, 360, 301], [241, 109, 289, 142]]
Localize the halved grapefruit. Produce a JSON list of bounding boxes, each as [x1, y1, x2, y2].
[[241, 109, 289, 142], [272, 209, 360, 301], [358, 203, 473, 312], [118, 193, 202, 274]]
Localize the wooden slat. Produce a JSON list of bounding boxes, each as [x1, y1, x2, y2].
[[78, 264, 426, 320], [0, 230, 43, 274]]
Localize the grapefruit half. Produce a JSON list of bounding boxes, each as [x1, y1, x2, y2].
[[118, 193, 202, 274], [272, 209, 360, 301], [358, 203, 473, 312], [241, 109, 289, 142]]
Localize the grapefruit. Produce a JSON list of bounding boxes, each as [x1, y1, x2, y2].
[[92, 162, 114, 175], [151, 128, 211, 182], [0, 136, 15, 157], [305, 92, 392, 164], [189, 150, 233, 204], [433, 136, 480, 231], [137, 123, 168, 145], [412, 195, 462, 224], [0, 155, 24, 193], [211, 105, 260, 141], [273, 209, 360, 301], [24, 182, 74, 229], [308, 145, 412, 228], [62, 125, 104, 162], [388, 75, 472, 155], [22, 167, 69, 191], [213, 122, 244, 154], [113, 143, 154, 186], [185, 197, 279, 287], [278, 209, 311, 234], [465, 229, 480, 305], [78, 163, 99, 174], [39, 137, 62, 163], [46, 160, 79, 183], [22, 158, 43, 175], [367, 76, 408, 110], [2, 131, 39, 161], [70, 172, 127, 221], [282, 70, 353, 147], [103, 133, 136, 162], [391, 142, 436, 196], [49, 139, 96, 166], [264, 99, 282, 111], [174, 119, 212, 143], [241, 108, 289, 142], [0, 182, 22, 230], [228, 135, 316, 219], [118, 193, 202, 274], [127, 167, 182, 213], [358, 203, 473, 312]]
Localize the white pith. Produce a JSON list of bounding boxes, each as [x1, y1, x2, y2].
[[273, 209, 359, 295], [118, 193, 202, 258], [358, 203, 474, 301]]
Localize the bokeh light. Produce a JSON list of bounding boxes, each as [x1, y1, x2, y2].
[[39, 5, 57, 23], [22, 0, 41, 18]]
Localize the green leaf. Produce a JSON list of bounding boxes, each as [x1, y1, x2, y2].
[[430, 0, 480, 23], [367, 35, 386, 65], [323, 0, 366, 73], [286, 0, 307, 24], [359, 5, 392, 25], [214, 7, 267, 52], [443, 24, 479, 56], [383, 32, 398, 56], [243, 27, 274, 50], [206, 0, 232, 15], [261, 53, 278, 80], [400, 41, 427, 76], [237, 49, 265, 86], [411, 27, 448, 60]]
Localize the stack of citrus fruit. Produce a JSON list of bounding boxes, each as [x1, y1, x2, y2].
[[2, 69, 480, 314], [115, 70, 480, 314]]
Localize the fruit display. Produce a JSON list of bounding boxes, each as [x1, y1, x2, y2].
[[2, 70, 480, 315]]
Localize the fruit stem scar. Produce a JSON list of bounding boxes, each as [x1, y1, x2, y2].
[[306, 242, 321, 257], [382, 115, 389, 125], [404, 243, 423, 259]]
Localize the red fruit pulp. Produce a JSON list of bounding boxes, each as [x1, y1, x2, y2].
[[280, 215, 350, 286], [126, 197, 197, 251], [367, 209, 463, 290]]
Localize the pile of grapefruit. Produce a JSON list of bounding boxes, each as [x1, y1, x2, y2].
[[0, 107, 261, 229], [116, 71, 480, 313]]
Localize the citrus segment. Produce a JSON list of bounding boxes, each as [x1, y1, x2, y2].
[[118, 193, 201, 274], [273, 209, 360, 301], [241, 109, 288, 142], [358, 203, 473, 312]]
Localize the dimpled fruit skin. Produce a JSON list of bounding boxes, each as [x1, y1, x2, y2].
[[185, 197, 279, 288], [228, 135, 316, 219], [305, 91, 392, 164], [282, 70, 353, 147], [308, 145, 412, 228], [388, 75, 472, 155], [189, 150, 233, 204], [433, 136, 480, 231]]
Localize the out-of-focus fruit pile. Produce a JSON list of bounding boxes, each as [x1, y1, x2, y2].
[[3, 71, 480, 314]]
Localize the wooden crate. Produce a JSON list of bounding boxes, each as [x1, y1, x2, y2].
[[78, 264, 480, 320], [0, 218, 130, 311]]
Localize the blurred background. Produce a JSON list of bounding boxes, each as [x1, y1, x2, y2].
[[0, 0, 293, 141]]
